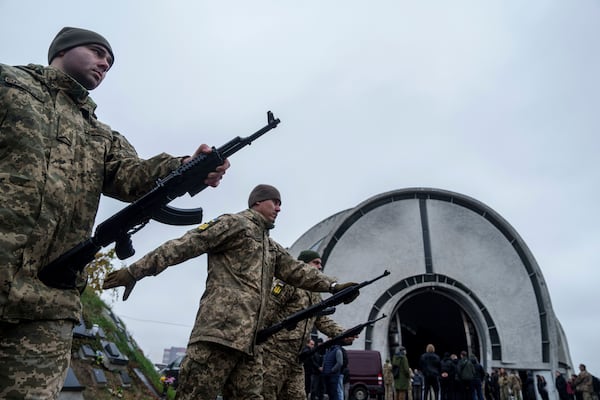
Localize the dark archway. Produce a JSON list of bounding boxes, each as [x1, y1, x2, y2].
[[388, 291, 481, 369]]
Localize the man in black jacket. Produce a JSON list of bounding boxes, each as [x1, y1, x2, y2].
[[310, 338, 326, 400], [440, 352, 457, 400], [420, 344, 441, 400]]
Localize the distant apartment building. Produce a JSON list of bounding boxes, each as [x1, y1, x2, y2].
[[162, 347, 186, 364]]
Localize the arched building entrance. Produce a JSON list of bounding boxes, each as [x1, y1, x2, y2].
[[289, 188, 573, 387], [390, 289, 479, 369]]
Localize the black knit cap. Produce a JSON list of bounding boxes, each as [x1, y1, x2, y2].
[[298, 250, 321, 263], [248, 184, 281, 208], [48, 27, 114, 65]]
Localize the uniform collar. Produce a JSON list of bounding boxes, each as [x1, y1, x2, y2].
[[246, 209, 275, 231], [26, 64, 97, 112]]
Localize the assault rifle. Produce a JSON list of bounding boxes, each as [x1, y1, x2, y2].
[[298, 314, 387, 362], [256, 270, 390, 344], [38, 111, 281, 289]]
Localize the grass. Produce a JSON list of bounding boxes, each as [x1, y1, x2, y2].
[[80, 288, 164, 394]]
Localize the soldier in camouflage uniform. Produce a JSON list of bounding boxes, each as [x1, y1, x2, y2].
[[261, 250, 345, 400], [573, 364, 594, 400], [0, 27, 228, 399], [103, 184, 359, 400]]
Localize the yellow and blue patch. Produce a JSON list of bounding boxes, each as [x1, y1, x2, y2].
[[197, 218, 219, 231], [271, 280, 285, 297]]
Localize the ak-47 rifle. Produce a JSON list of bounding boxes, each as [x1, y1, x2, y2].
[[298, 314, 387, 362], [256, 270, 390, 344], [38, 111, 281, 289]]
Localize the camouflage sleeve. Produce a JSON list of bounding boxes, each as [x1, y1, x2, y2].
[[270, 280, 296, 308], [263, 281, 296, 326], [315, 314, 344, 338], [128, 214, 240, 280], [311, 292, 344, 337], [272, 241, 336, 292], [102, 129, 183, 201]]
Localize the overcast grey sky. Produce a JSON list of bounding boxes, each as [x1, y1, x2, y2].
[[2, 0, 599, 372]]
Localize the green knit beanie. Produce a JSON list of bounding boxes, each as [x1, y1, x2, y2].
[[48, 27, 114, 65], [298, 250, 320, 263], [248, 184, 281, 208]]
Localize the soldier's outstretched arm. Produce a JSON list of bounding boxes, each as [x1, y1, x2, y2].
[[102, 227, 210, 300], [103, 268, 137, 300]]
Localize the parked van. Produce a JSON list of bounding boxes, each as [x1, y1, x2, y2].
[[346, 349, 384, 400]]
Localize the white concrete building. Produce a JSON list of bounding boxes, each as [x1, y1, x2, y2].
[[289, 188, 573, 395]]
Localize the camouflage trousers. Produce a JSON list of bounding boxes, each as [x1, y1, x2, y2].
[[0, 319, 74, 399], [175, 341, 263, 400], [262, 349, 305, 400]]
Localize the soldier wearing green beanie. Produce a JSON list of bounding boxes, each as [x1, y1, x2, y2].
[[298, 250, 322, 265], [103, 186, 359, 399], [248, 184, 281, 208], [48, 26, 115, 66], [0, 27, 230, 399], [261, 249, 351, 400]]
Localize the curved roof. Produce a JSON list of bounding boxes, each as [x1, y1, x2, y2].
[[290, 187, 571, 370]]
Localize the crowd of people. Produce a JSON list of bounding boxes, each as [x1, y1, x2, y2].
[[302, 335, 355, 400], [382, 345, 598, 400]]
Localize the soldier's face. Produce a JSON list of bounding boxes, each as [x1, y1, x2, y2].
[[309, 259, 323, 270], [54, 44, 112, 90], [254, 199, 281, 223]]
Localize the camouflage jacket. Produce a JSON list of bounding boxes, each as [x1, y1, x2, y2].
[[574, 371, 593, 393], [508, 374, 522, 391], [262, 279, 344, 362], [128, 209, 337, 356], [0, 64, 182, 322]]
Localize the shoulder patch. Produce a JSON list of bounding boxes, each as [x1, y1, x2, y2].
[[271, 280, 286, 297], [197, 218, 219, 231]]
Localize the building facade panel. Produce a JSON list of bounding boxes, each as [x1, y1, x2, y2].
[[426, 200, 543, 364]]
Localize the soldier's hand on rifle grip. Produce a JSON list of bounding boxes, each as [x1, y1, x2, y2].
[[330, 281, 360, 304], [184, 144, 230, 187], [102, 268, 137, 301]]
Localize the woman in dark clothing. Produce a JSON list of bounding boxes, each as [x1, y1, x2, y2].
[[419, 344, 441, 400], [536, 375, 550, 400], [523, 371, 536, 400], [555, 371, 570, 400]]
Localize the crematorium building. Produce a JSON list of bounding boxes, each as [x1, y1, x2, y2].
[[289, 187, 573, 390]]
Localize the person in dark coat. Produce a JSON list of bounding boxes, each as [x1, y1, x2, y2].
[[523, 371, 536, 400], [555, 371, 570, 400], [302, 338, 315, 398], [470, 355, 485, 400], [536, 374, 550, 400], [484, 373, 495, 400], [440, 352, 457, 400], [393, 346, 411, 400], [419, 344, 441, 400], [490, 369, 500, 400], [310, 338, 326, 400]]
